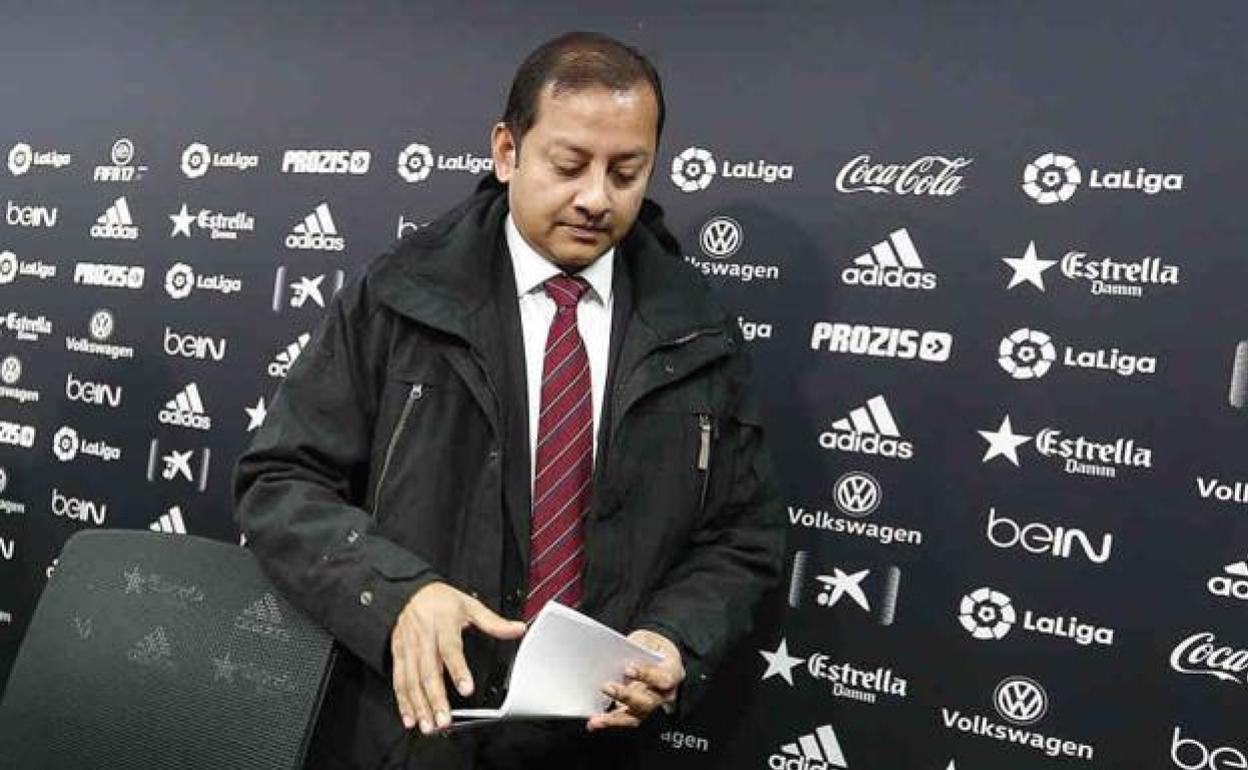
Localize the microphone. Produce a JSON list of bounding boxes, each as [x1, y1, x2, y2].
[[1231, 340, 1248, 409]]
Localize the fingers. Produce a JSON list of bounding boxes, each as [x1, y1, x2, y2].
[[437, 627, 474, 697], [464, 597, 527, 640], [586, 702, 642, 731], [628, 661, 684, 694], [606, 680, 662, 715], [417, 627, 452, 730], [392, 622, 433, 733]]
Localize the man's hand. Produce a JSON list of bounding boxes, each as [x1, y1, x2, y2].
[[390, 581, 526, 734], [587, 629, 685, 731]]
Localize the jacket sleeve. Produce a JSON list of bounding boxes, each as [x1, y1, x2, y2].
[[633, 330, 786, 716], [232, 275, 442, 678]]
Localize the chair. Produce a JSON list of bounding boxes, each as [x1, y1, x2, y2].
[[0, 529, 335, 770]]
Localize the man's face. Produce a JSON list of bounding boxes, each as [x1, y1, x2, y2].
[[492, 82, 659, 271]]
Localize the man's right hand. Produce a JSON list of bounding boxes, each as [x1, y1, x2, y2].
[[390, 581, 527, 734]]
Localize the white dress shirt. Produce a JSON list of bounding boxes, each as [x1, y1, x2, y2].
[[506, 214, 614, 491]]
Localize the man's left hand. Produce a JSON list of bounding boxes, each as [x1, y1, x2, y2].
[[586, 629, 685, 731]]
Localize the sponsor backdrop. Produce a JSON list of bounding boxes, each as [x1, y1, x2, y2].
[[1, 2, 1246, 768]]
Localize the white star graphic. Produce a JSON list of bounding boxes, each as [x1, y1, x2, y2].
[[818, 568, 871, 611], [1003, 241, 1057, 291], [169, 203, 195, 238], [978, 415, 1032, 466], [245, 397, 267, 432], [758, 638, 805, 686]]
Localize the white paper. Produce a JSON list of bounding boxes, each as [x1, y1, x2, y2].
[[450, 601, 665, 723]]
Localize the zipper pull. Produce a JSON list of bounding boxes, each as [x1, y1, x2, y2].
[[696, 413, 712, 471]]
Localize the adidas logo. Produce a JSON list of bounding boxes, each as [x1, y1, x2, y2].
[[818, 395, 913, 460], [234, 592, 291, 641], [149, 506, 187, 534], [769, 724, 848, 769], [89, 196, 139, 240], [1209, 559, 1248, 601], [158, 383, 211, 431], [127, 625, 175, 669], [268, 333, 311, 378], [840, 228, 937, 290], [284, 202, 344, 251]]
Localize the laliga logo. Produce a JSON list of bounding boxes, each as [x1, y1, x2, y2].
[[52, 426, 81, 462], [959, 587, 1016, 640], [397, 143, 434, 182], [165, 263, 195, 299], [1022, 152, 1081, 205], [671, 147, 716, 192], [998, 327, 1057, 379], [7, 142, 32, 176], [181, 142, 211, 178]]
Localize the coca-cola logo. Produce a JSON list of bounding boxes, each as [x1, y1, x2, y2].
[[835, 154, 972, 197], [1170, 631, 1248, 685]]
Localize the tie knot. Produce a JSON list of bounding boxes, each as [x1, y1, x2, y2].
[[544, 275, 589, 309]]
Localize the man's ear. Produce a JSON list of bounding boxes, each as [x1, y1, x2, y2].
[[491, 122, 517, 183]]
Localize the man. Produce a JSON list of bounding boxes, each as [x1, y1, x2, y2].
[[234, 31, 783, 770]]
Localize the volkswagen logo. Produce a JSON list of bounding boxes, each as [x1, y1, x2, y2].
[[699, 216, 742, 259], [993, 675, 1048, 725], [832, 471, 881, 517]]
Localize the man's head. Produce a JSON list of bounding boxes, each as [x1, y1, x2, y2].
[[491, 32, 664, 271]]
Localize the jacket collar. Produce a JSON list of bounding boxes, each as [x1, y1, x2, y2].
[[370, 177, 727, 348]]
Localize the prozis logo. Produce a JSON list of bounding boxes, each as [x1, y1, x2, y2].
[[985, 508, 1112, 565], [280, 148, 370, 175], [90, 196, 139, 240], [179, 142, 258, 178], [92, 137, 147, 182], [164, 263, 242, 300], [51, 425, 121, 464], [5, 199, 58, 229], [836, 154, 972, 197], [0, 420, 36, 449], [271, 267, 344, 312], [163, 326, 227, 362], [268, 333, 312, 378], [979, 414, 1153, 480], [759, 637, 909, 705], [1003, 240, 1180, 298], [768, 724, 850, 770], [7, 141, 71, 175], [1170, 631, 1248, 689], [64, 309, 134, 361], [286, 202, 344, 252], [0, 250, 56, 285], [1172, 726, 1248, 770], [168, 203, 255, 240], [787, 472, 924, 547], [396, 142, 492, 182], [1, 311, 52, 342], [811, 322, 953, 363], [0, 355, 40, 404], [997, 327, 1157, 380], [683, 216, 780, 283], [820, 395, 913, 460], [958, 586, 1115, 647], [841, 228, 937, 291], [73, 262, 145, 290], [669, 146, 794, 193], [1208, 558, 1248, 602], [1196, 476, 1248, 507], [940, 676, 1095, 762], [1022, 151, 1183, 205], [787, 551, 901, 626]]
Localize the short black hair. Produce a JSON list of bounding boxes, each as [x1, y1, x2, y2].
[[502, 31, 665, 157]]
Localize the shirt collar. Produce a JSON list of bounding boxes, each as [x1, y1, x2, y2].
[[506, 213, 614, 304]]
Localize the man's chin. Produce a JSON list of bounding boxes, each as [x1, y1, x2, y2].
[[547, 243, 611, 272]]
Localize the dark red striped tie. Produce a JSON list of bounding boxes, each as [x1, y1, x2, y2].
[[523, 275, 593, 620]]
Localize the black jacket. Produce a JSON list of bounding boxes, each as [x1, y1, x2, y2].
[[233, 180, 784, 769]]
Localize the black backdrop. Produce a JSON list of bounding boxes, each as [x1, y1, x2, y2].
[[1, 3, 1246, 768]]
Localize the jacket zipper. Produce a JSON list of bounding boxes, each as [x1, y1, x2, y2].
[[371, 382, 423, 516], [696, 413, 713, 510]]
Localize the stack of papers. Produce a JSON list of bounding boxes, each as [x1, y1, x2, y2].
[[451, 602, 665, 724]]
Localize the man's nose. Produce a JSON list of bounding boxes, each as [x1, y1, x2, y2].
[[573, 169, 610, 219]]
